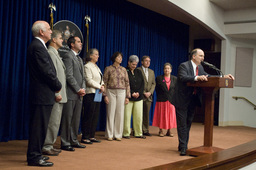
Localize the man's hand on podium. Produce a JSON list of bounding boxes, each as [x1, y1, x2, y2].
[[197, 75, 208, 81], [224, 74, 235, 80]]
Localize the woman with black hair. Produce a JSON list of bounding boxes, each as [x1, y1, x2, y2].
[[103, 52, 130, 141]]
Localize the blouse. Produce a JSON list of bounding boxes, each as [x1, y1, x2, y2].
[[103, 65, 130, 98]]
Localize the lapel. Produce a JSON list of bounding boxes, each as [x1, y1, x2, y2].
[[97, 65, 103, 84], [188, 61, 194, 76], [58, 55, 66, 70], [139, 67, 147, 83], [34, 39, 56, 74], [89, 62, 102, 82], [148, 69, 153, 83], [71, 51, 83, 74], [56, 51, 66, 69], [91, 62, 102, 75], [160, 75, 169, 92], [49, 46, 66, 70], [198, 65, 204, 75]]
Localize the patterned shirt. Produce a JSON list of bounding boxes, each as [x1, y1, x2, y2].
[[103, 65, 130, 98]]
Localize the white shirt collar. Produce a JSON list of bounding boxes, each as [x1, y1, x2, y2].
[[35, 37, 47, 49], [71, 49, 79, 56], [191, 60, 197, 76], [142, 66, 148, 72]]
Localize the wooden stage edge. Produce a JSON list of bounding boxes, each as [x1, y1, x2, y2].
[[146, 140, 256, 170]]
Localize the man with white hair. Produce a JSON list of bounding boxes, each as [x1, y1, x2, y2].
[[26, 21, 62, 166]]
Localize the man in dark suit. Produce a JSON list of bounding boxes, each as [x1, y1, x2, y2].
[[26, 21, 62, 166], [60, 36, 86, 151], [138, 56, 156, 136], [175, 48, 234, 156]]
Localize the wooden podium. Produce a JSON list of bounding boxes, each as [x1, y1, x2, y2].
[[186, 77, 233, 156]]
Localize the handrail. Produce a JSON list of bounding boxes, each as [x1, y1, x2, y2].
[[232, 96, 256, 110]]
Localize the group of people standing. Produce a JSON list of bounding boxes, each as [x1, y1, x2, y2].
[[26, 20, 88, 167], [26, 20, 234, 167], [103, 53, 177, 141]]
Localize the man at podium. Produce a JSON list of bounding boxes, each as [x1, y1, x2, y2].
[[175, 48, 234, 156]]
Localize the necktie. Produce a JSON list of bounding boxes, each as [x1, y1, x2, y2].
[[76, 55, 83, 70]]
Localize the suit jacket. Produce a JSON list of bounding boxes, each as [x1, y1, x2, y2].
[[62, 50, 85, 100], [155, 75, 177, 104], [84, 61, 104, 94], [48, 46, 67, 103], [137, 67, 156, 102], [174, 60, 208, 109], [27, 38, 62, 105]]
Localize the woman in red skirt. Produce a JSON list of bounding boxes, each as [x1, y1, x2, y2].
[[152, 63, 177, 137]]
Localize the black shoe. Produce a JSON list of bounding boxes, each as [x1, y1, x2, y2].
[[180, 148, 187, 156], [81, 139, 93, 144], [72, 143, 86, 148], [28, 159, 53, 167], [123, 136, 130, 139], [143, 132, 152, 136], [61, 145, 75, 151], [135, 136, 146, 139], [42, 156, 49, 161], [90, 138, 101, 143]]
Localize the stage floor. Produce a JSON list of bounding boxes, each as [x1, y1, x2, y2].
[[0, 123, 255, 169]]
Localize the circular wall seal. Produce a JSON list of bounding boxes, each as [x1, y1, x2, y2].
[[53, 20, 83, 56]]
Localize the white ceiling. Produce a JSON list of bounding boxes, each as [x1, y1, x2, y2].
[[210, 0, 256, 11], [128, 0, 256, 40]]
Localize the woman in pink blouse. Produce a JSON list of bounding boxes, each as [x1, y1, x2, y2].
[[152, 63, 177, 137], [103, 52, 130, 141]]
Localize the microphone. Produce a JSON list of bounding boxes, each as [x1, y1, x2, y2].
[[201, 61, 224, 77], [201, 61, 214, 67]]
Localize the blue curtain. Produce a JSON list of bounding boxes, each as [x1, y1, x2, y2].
[[0, 0, 189, 142]]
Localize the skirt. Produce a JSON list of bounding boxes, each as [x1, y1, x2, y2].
[[152, 101, 177, 129]]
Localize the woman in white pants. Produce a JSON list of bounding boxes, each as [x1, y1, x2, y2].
[[103, 52, 130, 141]]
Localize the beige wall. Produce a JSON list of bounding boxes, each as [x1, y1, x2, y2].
[[169, 0, 256, 128], [220, 38, 256, 127]]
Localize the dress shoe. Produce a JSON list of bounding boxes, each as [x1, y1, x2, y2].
[[107, 138, 113, 141], [72, 143, 86, 148], [115, 138, 122, 141], [143, 132, 152, 136], [166, 130, 174, 137], [90, 138, 101, 143], [42, 156, 49, 161], [52, 148, 61, 153], [61, 145, 75, 151], [123, 136, 130, 139], [159, 129, 164, 137], [28, 159, 53, 167], [135, 136, 146, 139], [180, 148, 187, 156], [42, 149, 59, 156], [81, 139, 93, 144]]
